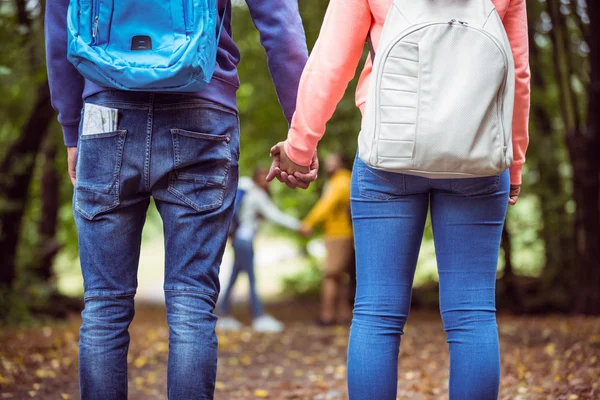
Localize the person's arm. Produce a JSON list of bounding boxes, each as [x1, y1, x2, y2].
[[502, 0, 531, 185], [284, 0, 372, 166], [245, 0, 309, 124], [45, 0, 85, 148], [303, 177, 345, 230], [256, 191, 302, 231]]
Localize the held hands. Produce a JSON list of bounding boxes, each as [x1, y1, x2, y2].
[[266, 141, 319, 190], [299, 225, 313, 237]]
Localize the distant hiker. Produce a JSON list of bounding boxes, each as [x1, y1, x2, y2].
[[299, 153, 354, 326], [218, 167, 302, 333]]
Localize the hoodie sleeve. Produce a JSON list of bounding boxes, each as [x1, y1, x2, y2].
[[245, 0, 309, 124], [284, 0, 372, 166], [502, 0, 531, 185], [45, 0, 84, 147]]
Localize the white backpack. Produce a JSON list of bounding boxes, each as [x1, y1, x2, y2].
[[359, 0, 515, 178]]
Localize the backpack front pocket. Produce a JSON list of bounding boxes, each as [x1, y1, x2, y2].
[[375, 41, 420, 171], [101, 0, 188, 58]]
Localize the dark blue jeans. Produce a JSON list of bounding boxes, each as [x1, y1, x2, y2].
[[348, 156, 509, 400], [74, 91, 239, 400], [219, 235, 264, 318]]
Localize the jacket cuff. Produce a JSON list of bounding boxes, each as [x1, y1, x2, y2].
[[63, 124, 79, 147], [284, 140, 312, 167], [509, 163, 523, 186]]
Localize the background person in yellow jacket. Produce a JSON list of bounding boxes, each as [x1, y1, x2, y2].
[[300, 153, 354, 326]]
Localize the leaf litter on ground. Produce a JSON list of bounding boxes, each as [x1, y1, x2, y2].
[[0, 302, 598, 399]]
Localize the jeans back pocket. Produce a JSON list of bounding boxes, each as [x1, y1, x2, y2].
[[356, 157, 407, 200], [450, 175, 501, 196], [74, 130, 127, 220], [168, 128, 231, 213]]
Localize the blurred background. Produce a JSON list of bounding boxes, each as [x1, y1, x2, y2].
[[0, 0, 598, 399]]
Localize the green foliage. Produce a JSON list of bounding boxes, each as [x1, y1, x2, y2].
[[280, 257, 322, 299], [0, 0, 593, 319]]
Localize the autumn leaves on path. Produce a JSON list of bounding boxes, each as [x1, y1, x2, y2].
[[0, 303, 599, 399]]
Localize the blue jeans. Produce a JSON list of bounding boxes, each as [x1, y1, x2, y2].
[[219, 235, 264, 318], [347, 156, 509, 400], [74, 91, 239, 400]]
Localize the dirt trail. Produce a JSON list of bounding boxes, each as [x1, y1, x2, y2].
[[1, 302, 599, 399]]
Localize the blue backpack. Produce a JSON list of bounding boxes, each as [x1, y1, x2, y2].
[[66, 0, 226, 92]]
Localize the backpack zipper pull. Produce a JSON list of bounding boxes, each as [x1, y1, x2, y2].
[[448, 19, 457, 25], [92, 16, 99, 39], [459, 20, 469, 25]]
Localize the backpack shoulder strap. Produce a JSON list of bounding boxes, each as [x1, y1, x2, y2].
[[217, 1, 228, 42], [366, 10, 376, 61], [367, 34, 375, 60]]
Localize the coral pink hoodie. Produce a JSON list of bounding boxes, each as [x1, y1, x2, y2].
[[285, 0, 530, 185]]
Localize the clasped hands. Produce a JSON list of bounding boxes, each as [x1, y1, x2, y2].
[[266, 141, 319, 190]]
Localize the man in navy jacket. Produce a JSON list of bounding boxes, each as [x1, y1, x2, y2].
[[45, 1, 308, 398]]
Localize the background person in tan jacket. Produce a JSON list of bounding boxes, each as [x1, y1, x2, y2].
[[300, 153, 354, 326]]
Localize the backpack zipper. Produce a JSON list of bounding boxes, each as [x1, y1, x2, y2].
[[374, 21, 510, 152], [465, 25, 510, 151], [92, 16, 99, 43], [91, 0, 100, 45]]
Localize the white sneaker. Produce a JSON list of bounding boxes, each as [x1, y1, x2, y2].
[[216, 316, 242, 331], [252, 314, 285, 333]]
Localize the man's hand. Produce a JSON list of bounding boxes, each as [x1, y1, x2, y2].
[[267, 142, 319, 190], [67, 147, 77, 186], [270, 142, 309, 175], [509, 185, 520, 206]]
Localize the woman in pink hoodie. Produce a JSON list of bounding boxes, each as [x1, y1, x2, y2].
[[268, 0, 530, 398]]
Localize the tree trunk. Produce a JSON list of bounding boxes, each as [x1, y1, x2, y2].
[[525, 0, 575, 311], [13, 0, 38, 71], [571, 0, 600, 315], [0, 81, 54, 290], [547, 0, 583, 137], [37, 132, 61, 282]]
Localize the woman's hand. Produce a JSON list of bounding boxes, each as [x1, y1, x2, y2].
[[509, 185, 520, 206], [266, 142, 319, 189], [269, 142, 309, 174]]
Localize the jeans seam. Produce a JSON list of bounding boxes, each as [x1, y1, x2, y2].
[[83, 291, 136, 299], [75, 196, 120, 220], [171, 128, 231, 142], [79, 130, 125, 140], [167, 184, 221, 213], [164, 288, 219, 302], [91, 102, 149, 110], [154, 102, 238, 114], [144, 94, 154, 192]]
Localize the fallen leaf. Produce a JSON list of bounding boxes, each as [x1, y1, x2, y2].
[[544, 343, 555, 357]]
